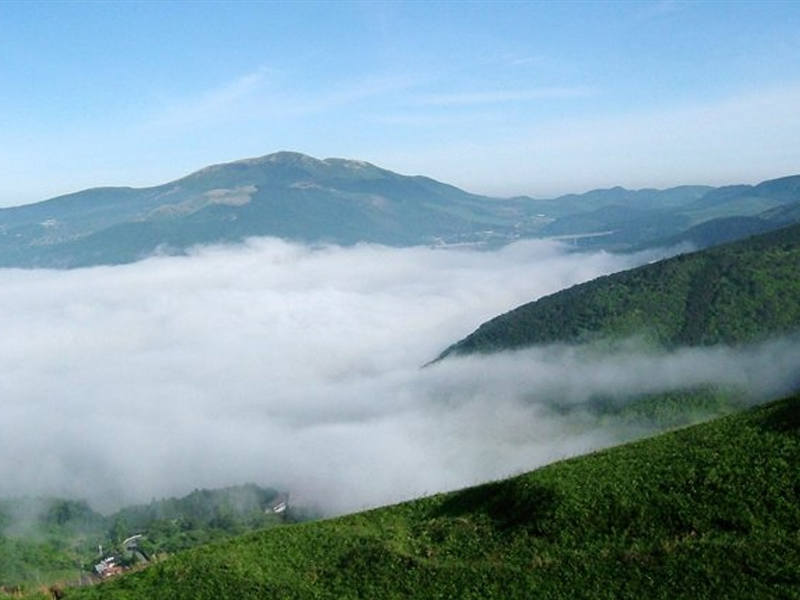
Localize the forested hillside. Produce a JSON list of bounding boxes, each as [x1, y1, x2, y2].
[[439, 223, 800, 359]]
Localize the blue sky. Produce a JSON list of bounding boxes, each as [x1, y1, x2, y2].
[[2, 0, 800, 207]]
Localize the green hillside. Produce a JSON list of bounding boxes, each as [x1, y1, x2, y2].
[[60, 392, 800, 599], [439, 222, 800, 359]]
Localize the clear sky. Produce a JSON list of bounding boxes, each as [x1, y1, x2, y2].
[[2, 0, 800, 207]]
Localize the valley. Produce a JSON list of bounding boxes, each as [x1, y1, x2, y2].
[[1, 154, 799, 599], [5, 1, 800, 597]]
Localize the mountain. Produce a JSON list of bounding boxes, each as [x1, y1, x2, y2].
[[652, 197, 800, 250], [65, 392, 800, 599], [437, 222, 800, 359], [0, 152, 544, 268], [539, 175, 800, 251], [1, 151, 799, 268]]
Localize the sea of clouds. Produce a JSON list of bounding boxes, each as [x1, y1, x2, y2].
[[1, 238, 798, 515]]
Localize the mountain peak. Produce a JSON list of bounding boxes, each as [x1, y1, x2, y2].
[[255, 151, 323, 166], [183, 152, 386, 183], [261, 152, 385, 176], [187, 151, 319, 176]]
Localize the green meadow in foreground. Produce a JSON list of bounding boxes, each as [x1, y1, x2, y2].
[[62, 391, 800, 599]]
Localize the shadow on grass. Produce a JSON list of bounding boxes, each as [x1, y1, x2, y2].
[[760, 393, 800, 434], [432, 478, 558, 536]]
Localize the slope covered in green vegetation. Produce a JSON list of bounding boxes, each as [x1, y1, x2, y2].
[[440, 222, 800, 359], [62, 392, 800, 599]]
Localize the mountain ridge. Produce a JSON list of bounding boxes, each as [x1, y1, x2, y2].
[[2, 151, 799, 268]]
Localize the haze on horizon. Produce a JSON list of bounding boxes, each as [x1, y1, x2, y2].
[[2, 1, 800, 207]]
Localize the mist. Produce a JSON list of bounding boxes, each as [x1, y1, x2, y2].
[[1, 238, 798, 516]]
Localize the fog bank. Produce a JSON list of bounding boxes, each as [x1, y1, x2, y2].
[[1, 238, 796, 515]]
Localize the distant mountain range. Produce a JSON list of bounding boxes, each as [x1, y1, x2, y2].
[[1, 151, 799, 268]]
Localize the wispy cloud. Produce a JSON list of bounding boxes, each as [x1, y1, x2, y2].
[[281, 73, 425, 117], [144, 68, 424, 133], [635, 0, 689, 20], [414, 86, 595, 106], [143, 67, 275, 131], [506, 55, 548, 67]]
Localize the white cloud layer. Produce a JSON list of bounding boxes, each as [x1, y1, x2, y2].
[[1, 239, 798, 515]]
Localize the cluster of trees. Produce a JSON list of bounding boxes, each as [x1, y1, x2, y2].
[[108, 485, 291, 556], [0, 485, 294, 592]]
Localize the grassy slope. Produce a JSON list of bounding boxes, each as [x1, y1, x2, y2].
[[65, 392, 800, 599], [440, 222, 800, 358]]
